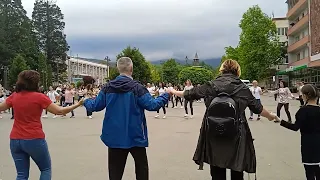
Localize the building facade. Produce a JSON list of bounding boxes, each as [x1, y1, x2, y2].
[[277, 0, 320, 88], [67, 57, 109, 85]]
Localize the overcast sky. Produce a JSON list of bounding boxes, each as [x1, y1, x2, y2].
[[22, 0, 287, 61]]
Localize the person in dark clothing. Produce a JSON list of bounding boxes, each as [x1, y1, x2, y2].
[[280, 84, 320, 180], [59, 88, 66, 106], [169, 59, 276, 180]]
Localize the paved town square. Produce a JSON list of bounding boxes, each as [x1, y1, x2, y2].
[[0, 95, 305, 180]]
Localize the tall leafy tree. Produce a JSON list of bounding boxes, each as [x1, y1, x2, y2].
[[224, 5, 282, 80], [162, 59, 180, 84], [238, 5, 281, 80], [37, 53, 49, 89], [9, 54, 30, 85], [116, 46, 151, 83], [147, 62, 161, 83], [0, 0, 39, 68], [32, 0, 69, 81]]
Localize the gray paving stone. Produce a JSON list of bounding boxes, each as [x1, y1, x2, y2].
[[0, 95, 305, 180]]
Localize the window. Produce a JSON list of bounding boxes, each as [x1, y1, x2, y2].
[[296, 53, 301, 60], [285, 28, 288, 36], [281, 28, 285, 35], [277, 28, 281, 35], [302, 50, 306, 59]]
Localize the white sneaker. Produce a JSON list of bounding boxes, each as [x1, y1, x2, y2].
[[88, 116, 93, 119], [163, 115, 166, 119], [42, 115, 48, 118], [53, 115, 57, 119], [190, 115, 193, 119], [0, 116, 2, 119], [174, 107, 177, 109], [155, 114, 160, 118], [180, 106, 183, 109]]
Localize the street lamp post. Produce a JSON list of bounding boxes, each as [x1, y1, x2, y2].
[[104, 56, 111, 78]]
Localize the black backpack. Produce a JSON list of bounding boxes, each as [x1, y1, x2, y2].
[[206, 81, 245, 138]]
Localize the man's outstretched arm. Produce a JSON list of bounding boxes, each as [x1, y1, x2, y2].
[[137, 87, 169, 111], [84, 90, 106, 112]]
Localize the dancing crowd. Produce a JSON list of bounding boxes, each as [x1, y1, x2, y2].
[[0, 57, 319, 180]]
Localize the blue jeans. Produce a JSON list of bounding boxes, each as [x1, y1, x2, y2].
[[10, 139, 51, 180]]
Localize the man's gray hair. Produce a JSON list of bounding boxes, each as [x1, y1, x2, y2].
[[117, 57, 133, 73]]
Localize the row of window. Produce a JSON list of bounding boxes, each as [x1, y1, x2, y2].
[[277, 28, 288, 36]]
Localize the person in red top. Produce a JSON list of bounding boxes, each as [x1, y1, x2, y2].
[[0, 70, 84, 180]]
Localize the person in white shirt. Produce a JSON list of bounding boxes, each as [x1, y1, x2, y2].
[[43, 86, 59, 118], [269, 80, 295, 123], [249, 80, 263, 120], [147, 83, 155, 97], [167, 83, 175, 108], [155, 82, 167, 119], [184, 79, 194, 118]]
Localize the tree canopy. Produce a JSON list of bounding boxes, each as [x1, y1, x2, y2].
[[116, 46, 151, 84], [179, 66, 213, 85], [9, 54, 30, 85], [223, 5, 282, 80], [162, 59, 180, 84]]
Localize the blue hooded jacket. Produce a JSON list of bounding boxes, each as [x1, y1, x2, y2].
[[84, 75, 169, 148]]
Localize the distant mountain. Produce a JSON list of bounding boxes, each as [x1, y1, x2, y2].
[[150, 57, 221, 68]]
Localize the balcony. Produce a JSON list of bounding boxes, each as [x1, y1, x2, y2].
[[289, 57, 310, 66], [287, 0, 308, 20], [287, 14, 309, 36], [288, 35, 309, 53]]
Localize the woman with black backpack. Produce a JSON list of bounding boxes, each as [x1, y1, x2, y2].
[[169, 59, 277, 180]]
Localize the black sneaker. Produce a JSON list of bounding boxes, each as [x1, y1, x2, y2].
[[70, 116, 75, 118], [257, 117, 261, 121], [248, 117, 253, 120]]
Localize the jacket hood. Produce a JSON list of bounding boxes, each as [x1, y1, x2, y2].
[[108, 75, 139, 92], [214, 74, 246, 94]]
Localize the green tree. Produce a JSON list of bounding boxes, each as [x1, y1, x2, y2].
[[0, 0, 39, 68], [179, 67, 213, 85], [224, 46, 239, 61], [116, 46, 151, 83], [199, 61, 213, 70], [108, 66, 119, 80], [9, 54, 30, 85], [37, 53, 48, 89], [32, 0, 69, 81], [162, 59, 180, 84], [232, 5, 282, 80], [147, 62, 161, 83]]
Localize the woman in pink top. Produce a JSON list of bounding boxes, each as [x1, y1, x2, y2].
[[63, 86, 75, 118]]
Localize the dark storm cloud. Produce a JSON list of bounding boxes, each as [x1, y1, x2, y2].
[[22, 0, 287, 60]]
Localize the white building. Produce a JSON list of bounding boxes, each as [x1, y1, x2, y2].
[[273, 17, 289, 67], [273, 17, 289, 43], [66, 57, 109, 85]]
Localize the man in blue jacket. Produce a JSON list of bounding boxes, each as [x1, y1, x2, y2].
[[83, 57, 169, 180]]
